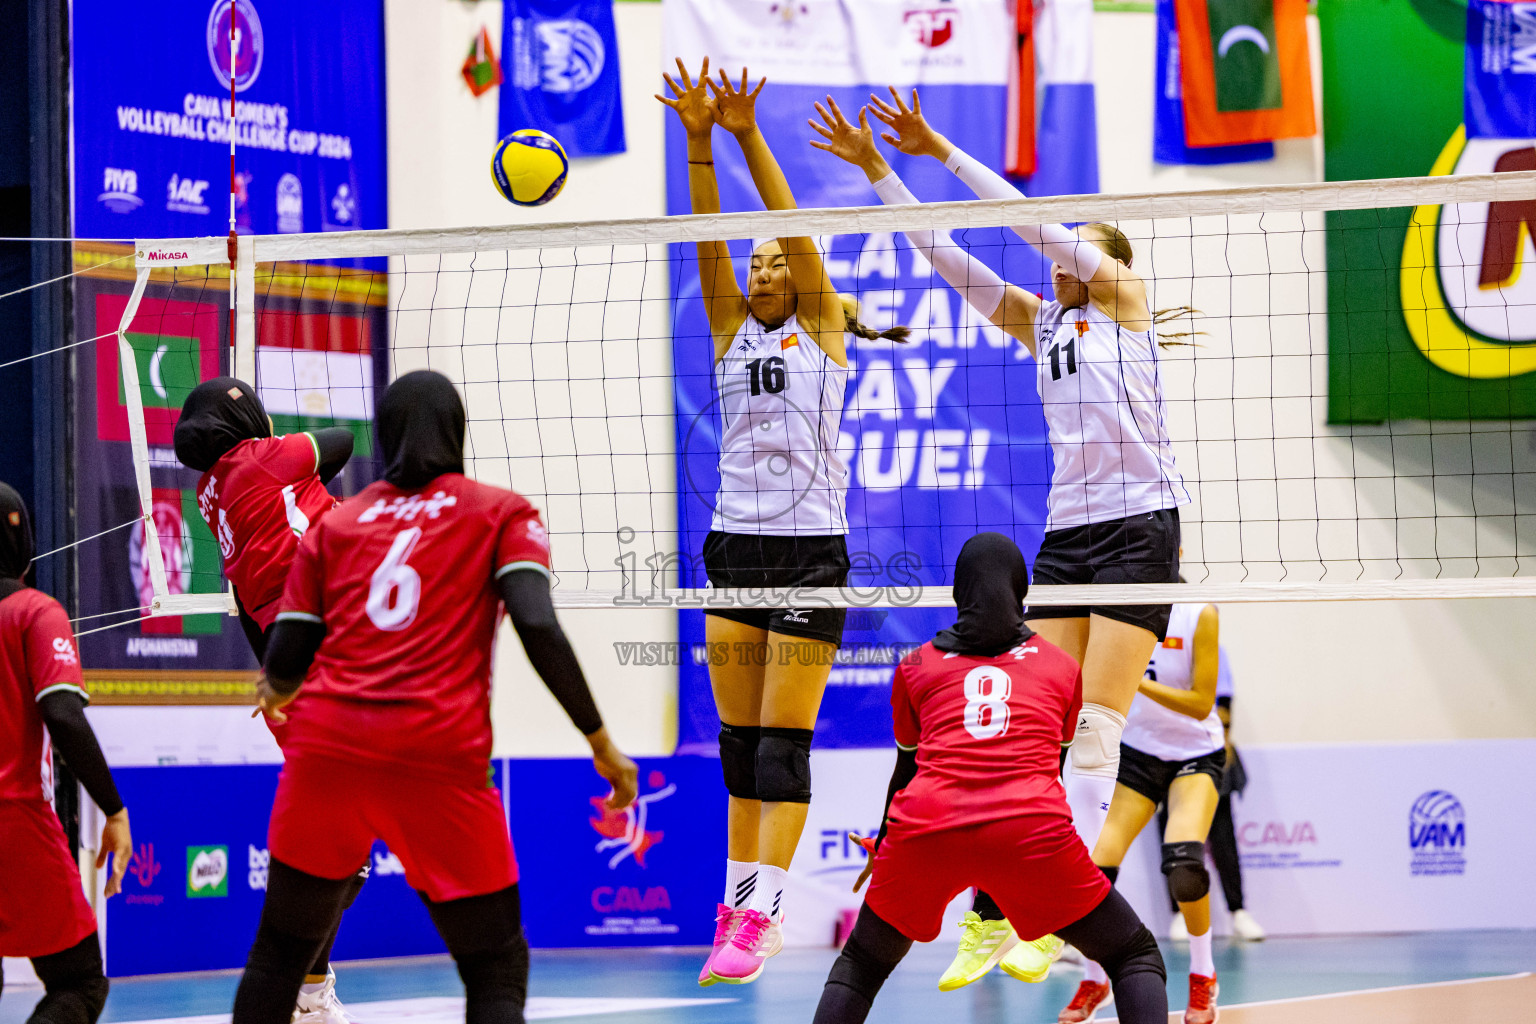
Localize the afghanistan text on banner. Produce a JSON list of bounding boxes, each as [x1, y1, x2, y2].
[[1175, 0, 1314, 147], [663, 0, 1051, 752], [500, 0, 626, 158], [1466, 0, 1536, 139], [1154, 0, 1272, 164]]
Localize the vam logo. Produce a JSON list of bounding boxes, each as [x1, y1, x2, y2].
[[276, 173, 303, 233], [1403, 127, 1536, 378], [99, 168, 142, 213], [903, 8, 959, 49], [187, 844, 229, 897], [1410, 789, 1466, 877], [167, 174, 212, 215], [206, 0, 264, 92]]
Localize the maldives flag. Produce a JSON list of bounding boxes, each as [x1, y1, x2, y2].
[[1175, 0, 1315, 147]]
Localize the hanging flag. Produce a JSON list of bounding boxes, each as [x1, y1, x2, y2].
[[1005, 0, 1036, 177], [1024, 0, 1099, 196], [1154, 0, 1272, 164], [462, 25, 504, 97], [1175, 0, 1315, 147], [1466, 0, 1536, 139], [500, 0, 625, 158]]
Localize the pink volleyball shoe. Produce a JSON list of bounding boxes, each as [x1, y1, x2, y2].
[[698, 904, 741, 987], [707, 908, 783, 984]]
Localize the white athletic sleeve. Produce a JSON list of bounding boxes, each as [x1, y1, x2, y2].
[[942, 147, 1104, 283], [871, 171, 1006, 322]]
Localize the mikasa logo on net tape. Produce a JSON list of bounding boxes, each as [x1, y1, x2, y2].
[[141, 249, 191, 263]]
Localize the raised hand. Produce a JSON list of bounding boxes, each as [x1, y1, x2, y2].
[[657, 57, 715, 137], [809, 96, 884, 172], [867, 86, 952, 161], [707, 67, 766, 137]]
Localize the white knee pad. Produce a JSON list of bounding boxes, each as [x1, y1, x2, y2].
[[1069, 703, 1126, 780]]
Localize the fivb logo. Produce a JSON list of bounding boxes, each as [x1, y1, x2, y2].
[[99, 168, 142, 213], [1403, 131, 1536, 379], [1409, 790, 1466, 877]]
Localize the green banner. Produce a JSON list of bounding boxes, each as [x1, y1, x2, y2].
[[1209, 0, 1282, 111], [1323, 0, 1536, 422]]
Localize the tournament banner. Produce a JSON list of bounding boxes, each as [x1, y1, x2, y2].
[[500, 0, 627, 158], [103, 765, 447, 976], [1322, 0, 1536, 422], [1465, 0, 1536, 140], [1153, 0, 1273, 165], [665, 0, 1077, 753], [1107, 740, 1536, 936], [506, 756, 725, 947], [71, 0, 386, 239], [1174, 0, 1314, 147]]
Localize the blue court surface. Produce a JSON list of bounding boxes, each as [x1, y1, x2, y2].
[[4, 931, 1533, 1024]]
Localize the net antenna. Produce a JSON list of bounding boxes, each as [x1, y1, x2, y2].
[[122, 169, 1536, 618]]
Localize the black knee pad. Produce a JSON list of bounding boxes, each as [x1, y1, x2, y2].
[[718, 723, 761, 800], [756, 727, 813, 803], [29, 934, 109, 1024], [1099, 864, 1119, 886], [1161, 841, 1209, 903]]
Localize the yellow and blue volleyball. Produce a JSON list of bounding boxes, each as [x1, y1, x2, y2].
[[490, 129, 569, 207]]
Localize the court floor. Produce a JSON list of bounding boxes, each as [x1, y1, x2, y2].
[[3, 931, 1532, 1024]]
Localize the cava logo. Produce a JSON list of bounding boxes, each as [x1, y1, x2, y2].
[[187, 845, 229, 897], [1409, 790, 1466, 877], [1402, 127, 1536, 378]]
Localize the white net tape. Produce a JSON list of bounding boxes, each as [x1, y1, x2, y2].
[[127, 170, 1536, 613]]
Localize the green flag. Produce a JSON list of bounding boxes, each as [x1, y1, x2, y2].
[[118, 331, 203, 410], [1208, 0, 1282, 112]]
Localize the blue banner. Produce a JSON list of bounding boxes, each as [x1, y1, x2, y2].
[[1153, 0, 1273, 165], [71, 0, 385, 240], [506, 756, 724, 947], [105, 765, 444, 977], [1466, 0, 1536, 139], [104, 757, 725, 971], [500, 0, 626, 158]]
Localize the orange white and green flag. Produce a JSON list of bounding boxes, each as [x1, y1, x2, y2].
[[1175, 0, 1315, 147]]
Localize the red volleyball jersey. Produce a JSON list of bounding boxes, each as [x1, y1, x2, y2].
[[195, 434, 339, 631], [277, 474, 551, 784], [888, 638, 1082, 833], [0, 589, 86, 802]]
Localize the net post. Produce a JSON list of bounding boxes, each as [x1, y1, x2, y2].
[[115, 265, 171, 611]]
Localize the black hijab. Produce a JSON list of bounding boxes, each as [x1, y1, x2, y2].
[[379, 370, 466, 489], [0, 483, 34, 602], [173, 377, 271, 472], [932, 532, 1033, 657]]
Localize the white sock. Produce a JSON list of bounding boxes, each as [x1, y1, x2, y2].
[[748, 864, 788, 920], [1189, 927, 1215, 978], [1084, 958, 1109, 985], [725, 859, 759, 909], [1066, 771, 1116, 851]]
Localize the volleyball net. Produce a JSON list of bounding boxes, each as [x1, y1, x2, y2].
[[116, 168, 1536, 616]]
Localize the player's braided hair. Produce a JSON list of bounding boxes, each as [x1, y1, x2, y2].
[[840, 294, 912, 344], [1081, 222, 1204, 349]]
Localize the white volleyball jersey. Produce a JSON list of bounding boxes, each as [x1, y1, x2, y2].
[[712, 315, 850, 535], [1033, 301, 1190, 530], [1123, 602, 1224, 761]]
